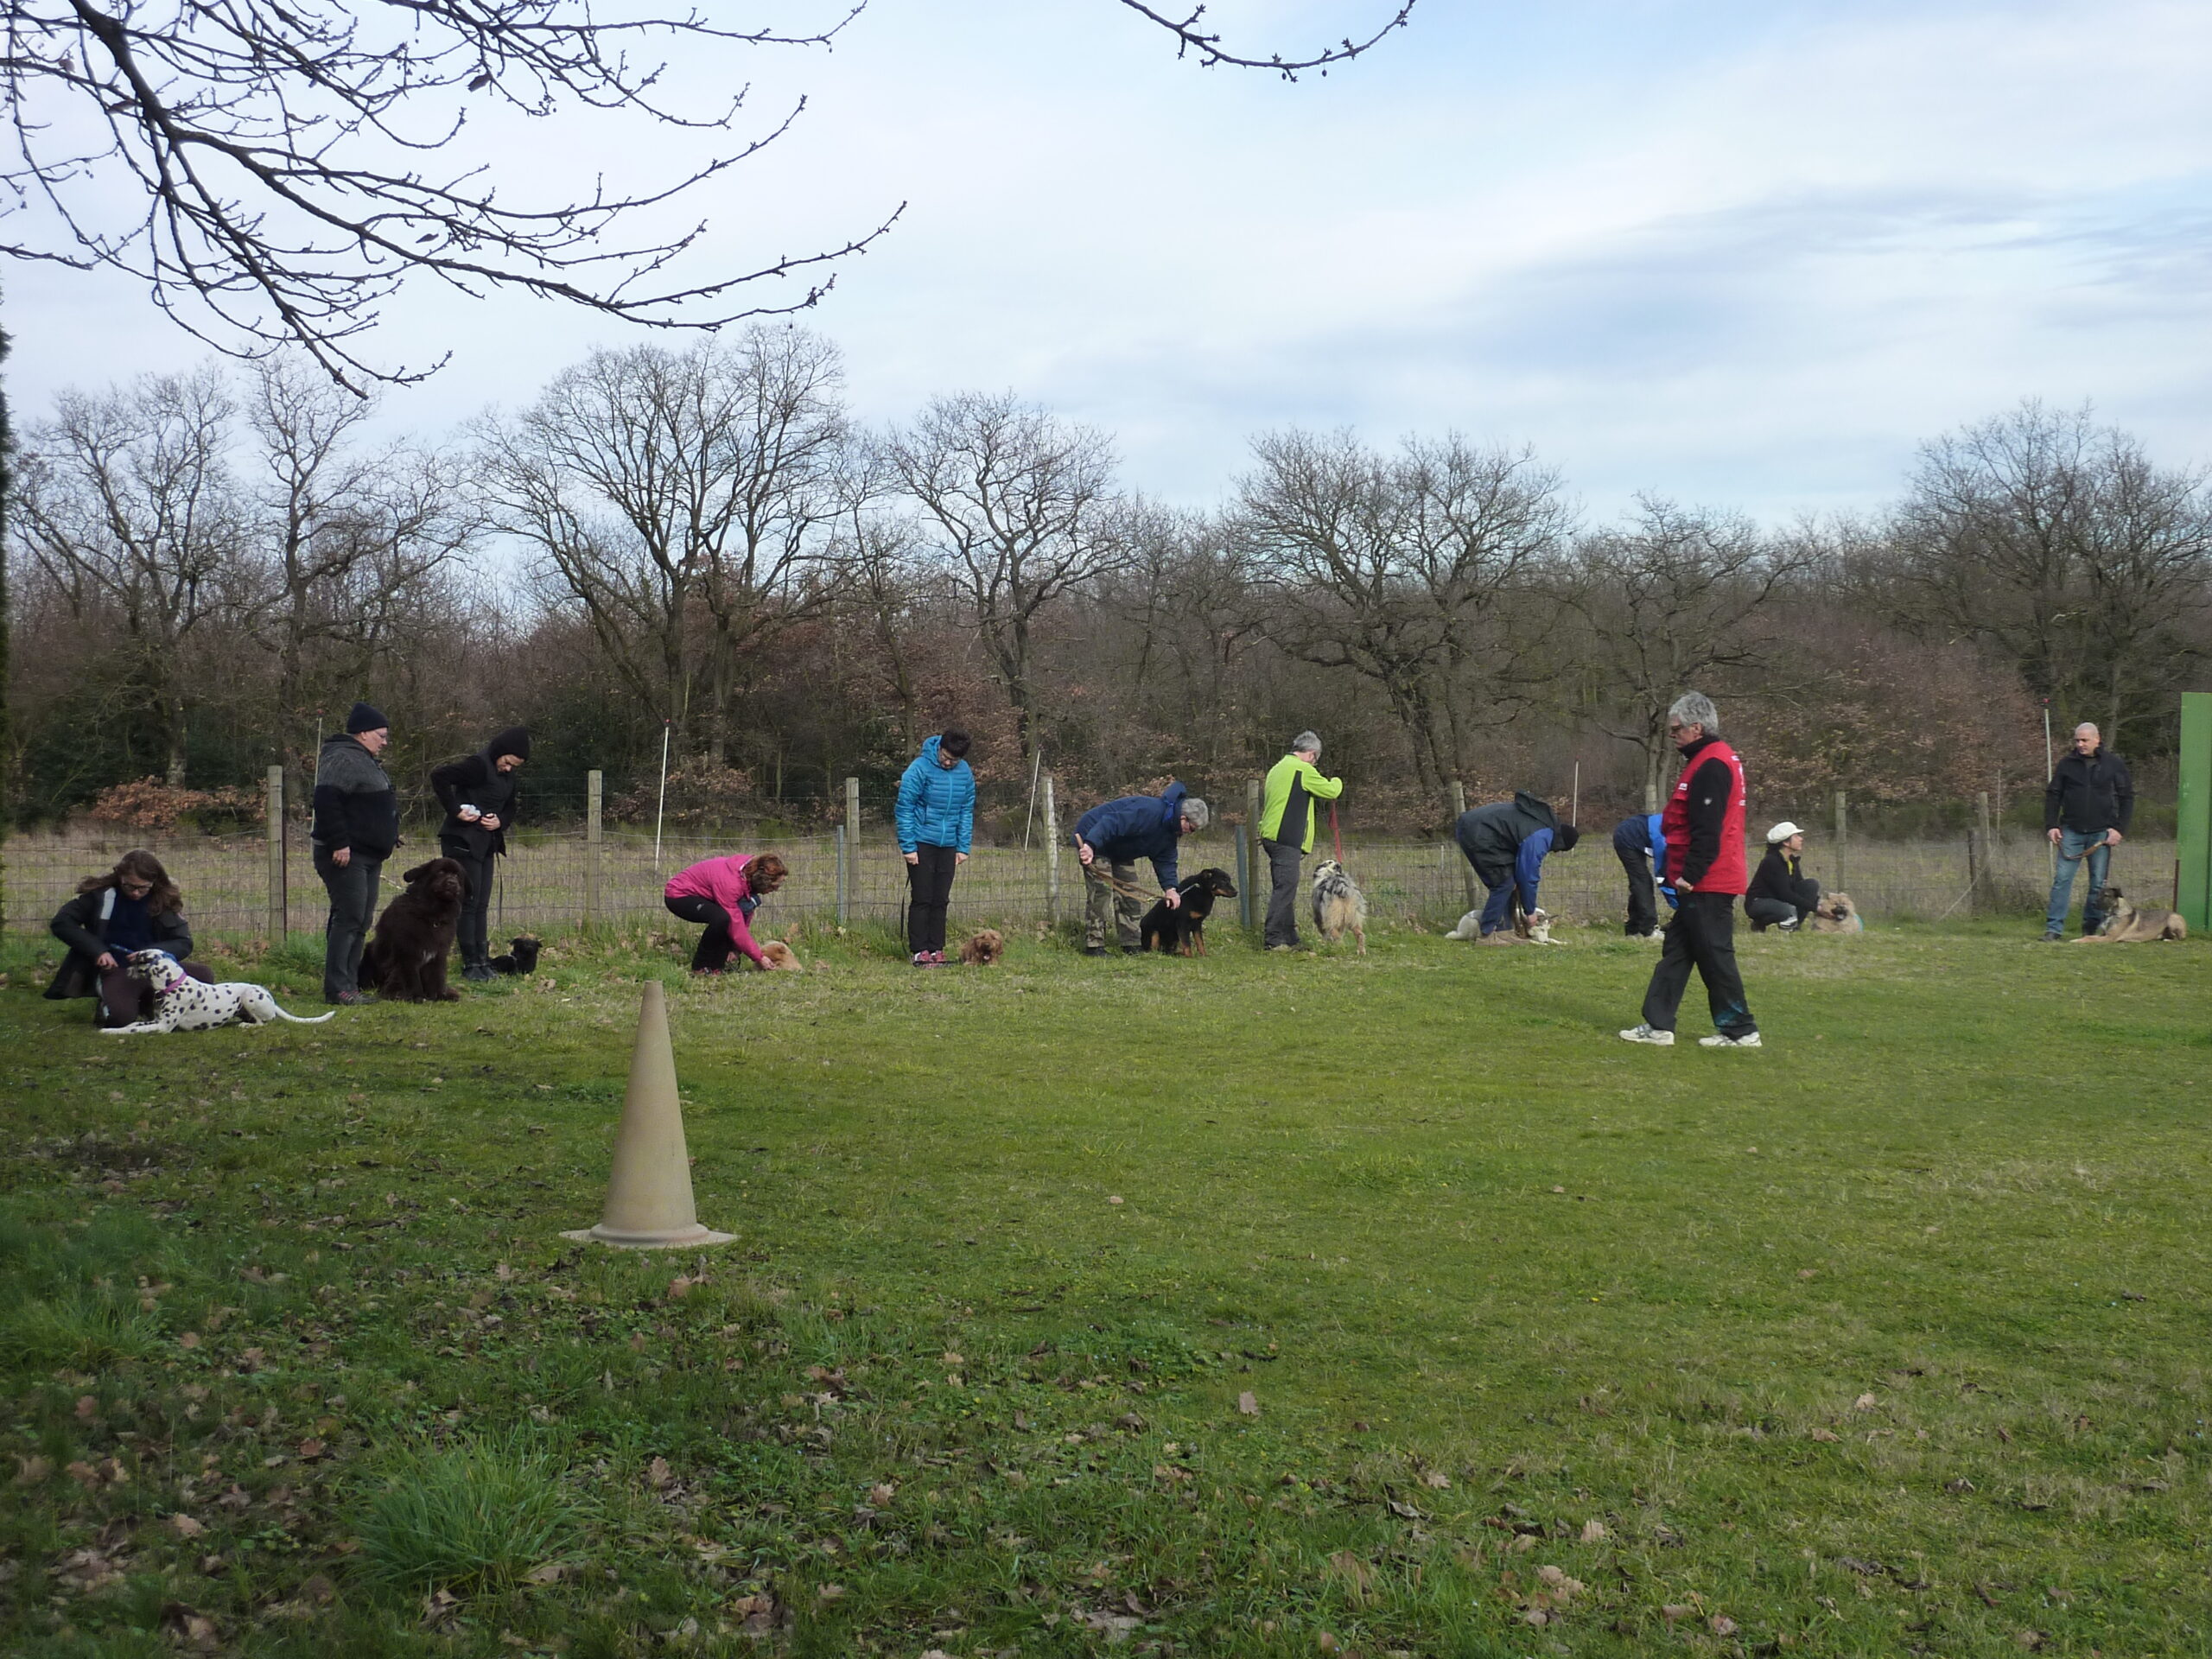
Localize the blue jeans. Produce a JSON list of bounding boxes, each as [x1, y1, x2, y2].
[[2044, 830, 2113, 936], [1478, 876, 1518, 936]]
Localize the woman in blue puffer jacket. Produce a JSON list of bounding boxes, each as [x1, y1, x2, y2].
[[895, 729, 976, 965]]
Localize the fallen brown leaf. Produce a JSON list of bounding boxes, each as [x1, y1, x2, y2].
[[1660, 1604, 1694, 1622], [1236, 1391, 1259, 1417], [1710, 1614, 1738, 1636], [646, 1456, 673, 1489], [1580, 1518, 1607, 1542], [1422, 1471, 1451, 1489], [1853, 1392, 1878, 1411], [15, 1455, 52, 1484], [74, 1395, 98, 1421], [665, 1276, 693, 1300], [1809, 1427, 1841, 1442], [168, 1513, 207, 1538]]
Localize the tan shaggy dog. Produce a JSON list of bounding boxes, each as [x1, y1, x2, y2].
[[959, 928, 1005, 967], [2073, 888, 2188, 943], [759, 940, 805, 972], [1807, 893, 1863, 933]]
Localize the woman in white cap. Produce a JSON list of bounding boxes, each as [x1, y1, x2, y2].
[[1745, 822, 1821, 931]]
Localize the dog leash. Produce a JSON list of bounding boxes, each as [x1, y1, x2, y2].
[[1330, 803, 1344, 865]]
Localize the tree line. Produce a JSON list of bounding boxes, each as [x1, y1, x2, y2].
[[9, 328, 2209, 837]]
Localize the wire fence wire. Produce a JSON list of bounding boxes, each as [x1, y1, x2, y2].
[[3, 823, 2168, 941]]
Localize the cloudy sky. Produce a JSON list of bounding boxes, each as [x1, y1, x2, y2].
[[9, 0, 2211, 521]]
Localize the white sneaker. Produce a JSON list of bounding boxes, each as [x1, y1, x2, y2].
[[1618, 1023, 1674, 1046], [1699, 1031, 1763, 1048]]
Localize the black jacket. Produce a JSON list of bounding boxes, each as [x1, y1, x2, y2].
[[1674, 737, 1736, 889], [1748, 848, 1819, 911], [430, 749, 521, 859], [2044, 747, 2133, 836], [1454, 791, 1560, 884], [311, 733, 400, 857], [45, 888, 194, 1000]]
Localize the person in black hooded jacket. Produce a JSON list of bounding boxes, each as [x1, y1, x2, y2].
[[430, 726, 529, 982]]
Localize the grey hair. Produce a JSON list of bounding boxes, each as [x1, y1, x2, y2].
[[1291, 730, 1322, 755], [1669, 691, 1720, 734], [1179, 797, 1211, 832]]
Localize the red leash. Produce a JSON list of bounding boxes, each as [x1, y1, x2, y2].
[[1330, 803, 1343, 864]]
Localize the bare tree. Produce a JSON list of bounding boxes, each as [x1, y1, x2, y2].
[[1236, 428, 1569, 796], [479, 330, 846, 763], [13, 367, 245, 783], [889, 391, 1128, 762], [1890, 401, 2212, 745]]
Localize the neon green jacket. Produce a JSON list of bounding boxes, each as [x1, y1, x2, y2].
[[1259, 754, 1344, 853]]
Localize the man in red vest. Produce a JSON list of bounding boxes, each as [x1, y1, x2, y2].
[[1620, 691, 1761, 1048]]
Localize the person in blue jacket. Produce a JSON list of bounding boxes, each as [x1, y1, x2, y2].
[[1452, 791, 1580, 938], [1071, 780, 1211, 956], [1611, 810, 1678, 939], [895, 729, 976, 967]]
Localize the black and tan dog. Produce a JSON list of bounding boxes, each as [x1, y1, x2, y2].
[[2074, 887, 2187, 943], [1140, 868, 1238, 957], [361, 857, 467, 1001]]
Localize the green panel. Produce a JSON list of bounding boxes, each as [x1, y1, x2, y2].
[[2179, 691, 2212, 931]]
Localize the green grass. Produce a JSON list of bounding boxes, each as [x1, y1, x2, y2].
[[0, 917, 2208, 1657]]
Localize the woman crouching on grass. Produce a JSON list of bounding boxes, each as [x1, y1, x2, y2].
[[663, 853, 789, 975], [45, 850, 215, 1026]]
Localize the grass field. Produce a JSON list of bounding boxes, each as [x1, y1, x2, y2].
[[2, 918, 2208, 1658]]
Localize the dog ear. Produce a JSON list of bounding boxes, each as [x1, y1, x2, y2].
[[402, 861, 432, 884]]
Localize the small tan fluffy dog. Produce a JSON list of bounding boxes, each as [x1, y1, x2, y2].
[[2074, 887, 2187, 943], [959, 928, 1005, 966], [759, 940, 805, 972], [1807, 893, 1862, 933]]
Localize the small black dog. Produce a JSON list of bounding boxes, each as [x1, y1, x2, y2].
[[489, 937, 542, 976], [1140, 868, 1238, 957]]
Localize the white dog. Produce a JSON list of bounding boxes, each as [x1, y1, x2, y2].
[[102, 950, 335, 1034], [1446, 904, 1558, 944]]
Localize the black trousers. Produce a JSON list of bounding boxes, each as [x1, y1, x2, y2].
[[1745, 888, 1818, 931], [314, 845, 384, 1000], [1262, 838, 1303, 947], [665, 893, 758, 972], [1613, 817, 1660, 937], [905, 844, 959, 955], [442, 841, 495, 966], [1641, 892, 1757, 1038]]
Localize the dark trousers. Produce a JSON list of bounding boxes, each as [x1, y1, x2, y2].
[[665, 893, 758, 972], [314, 844, 384, 1001], [1262, 838, 1303, 947], [98, 961, 213, 1027], [1641, 892, 1756, 1038], [1745, 887, 1818, 931], [1613, 818, 1659, 937], [905, 844, 959, 955], [442, 841, 495, 966]]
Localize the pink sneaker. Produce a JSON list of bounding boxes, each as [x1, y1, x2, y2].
[[930, 950, 949, 965]]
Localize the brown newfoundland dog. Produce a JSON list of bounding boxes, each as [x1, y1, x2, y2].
[[361, 857, 466, 1001]]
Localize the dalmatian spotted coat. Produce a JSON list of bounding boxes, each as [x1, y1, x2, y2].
[[101, 950, 337, 1034]]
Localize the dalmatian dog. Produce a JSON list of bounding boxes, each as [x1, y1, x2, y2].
[[101, 950, 336, 1034]]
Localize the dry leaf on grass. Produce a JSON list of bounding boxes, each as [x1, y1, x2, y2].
[[646, 1457, 673, 1489], [1809, 1427, 1841, 1442], [1421, 1471, 1452, 1489], [815, 1583, 845, 1602], [868, 1483, 897, 1508], [1661, 1604, 1695, 1622], [1710, 1614, 1738, 1635], [168, 1513, 207, 1538], [1236, 1391, 1260, 1417], [1580, 1518, 1607, 1542], [1853, 1392, 1878, 1410], [665, 1276, 694, 1300]]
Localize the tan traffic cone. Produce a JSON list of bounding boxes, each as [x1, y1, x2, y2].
[[563, 981, 734, 1249]]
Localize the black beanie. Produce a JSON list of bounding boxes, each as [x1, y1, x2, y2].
[[346, 701, 389, 734], [486, 726, 531, 762], [1554, 823, 1581, 852]]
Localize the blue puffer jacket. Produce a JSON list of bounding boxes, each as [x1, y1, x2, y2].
[[896, 736, 976, 854], [1074, 780, 1188, 888]]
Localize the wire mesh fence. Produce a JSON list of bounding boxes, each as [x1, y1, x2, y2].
[[3, 820, 2171, 941]]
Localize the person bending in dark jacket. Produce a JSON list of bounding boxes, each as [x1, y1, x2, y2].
[[1745, 822, 1821, 931], [1071, 781, 1209, 956], [2042, 721, 2133, 940], [45, 850, 214, 1027], [313, 702, 402, 1005], [1454, 791, 1580, 937], [431, 726, 529, 982], [1611, 811, 1675, 938]]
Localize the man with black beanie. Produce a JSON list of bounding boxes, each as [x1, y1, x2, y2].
[[431, 726, 531, 982], [312, 702, 400, 1004]]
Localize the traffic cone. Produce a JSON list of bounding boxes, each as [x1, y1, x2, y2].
[[563, 980, 734, 1249]]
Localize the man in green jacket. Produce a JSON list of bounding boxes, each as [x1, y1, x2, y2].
[[1258, 731, 1344, 950]]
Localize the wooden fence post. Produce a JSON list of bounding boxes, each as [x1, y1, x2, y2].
[[265, 764, 286, 944], [844, 776, 861, 924], [1234, 825, 1251, 931], [1245, 778, 1263, 925], [1043, 772, 1060, 926], [1974, 790, 1993, 910], [1450, 781, 1477, 908], [585, 770, 603, 932]]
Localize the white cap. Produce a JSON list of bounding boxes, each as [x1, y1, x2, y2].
[[1767, 821, 1802, 843]]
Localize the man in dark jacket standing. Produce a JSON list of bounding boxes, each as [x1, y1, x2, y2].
[[2043, 721, 2134, 940], [313, 702, 401, 1004], [1453, 791, 1580, 937], [1621, 691, 1760, 1048], [1072, 780, 1209, 956], [1745, 822, 1821, 931], [431, 726, 529, 982]]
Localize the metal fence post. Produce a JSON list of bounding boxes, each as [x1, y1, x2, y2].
[[1043, 772, 1060, 927], [265, 764, 286, 944], [585, 770, 603, 933]]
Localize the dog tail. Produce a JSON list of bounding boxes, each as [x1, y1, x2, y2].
[[270, 1007, 339, 1024]]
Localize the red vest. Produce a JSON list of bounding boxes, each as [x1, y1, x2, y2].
[[1661, 738, 1749, 894]]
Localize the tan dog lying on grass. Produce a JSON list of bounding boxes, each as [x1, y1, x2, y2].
[[1807, 893, 1862, 933], [2073, 888, 2187, 943], [759, 940, 804, 972], [959, 928, 1005, 966]]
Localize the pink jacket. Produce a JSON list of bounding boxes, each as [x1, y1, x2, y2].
[[664, 854, 768, 968]]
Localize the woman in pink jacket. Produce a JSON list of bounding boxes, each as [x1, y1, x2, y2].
[[663, 853, 789, 973]]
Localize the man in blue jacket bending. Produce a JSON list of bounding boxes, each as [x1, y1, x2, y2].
[[1071, 780, 1211, 956], [1453, 791, 1580, 938], [895, 729, 976, 967], [1611, 811, 1676, 939]]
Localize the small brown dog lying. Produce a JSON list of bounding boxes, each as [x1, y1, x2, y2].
[[959, 928, 1004, 966], [361, 857, 466, 1001], [1807, 893, 1862, 933], [2074, 887, 2187, 943], [759, 940, 805, 972]]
